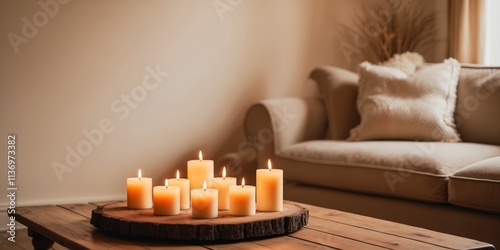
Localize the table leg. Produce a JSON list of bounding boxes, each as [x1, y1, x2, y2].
[[27, 228, 54, 250]]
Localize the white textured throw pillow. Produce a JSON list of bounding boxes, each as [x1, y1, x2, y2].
[[348, 58, 461, 142], [380, 52, 425, 75]]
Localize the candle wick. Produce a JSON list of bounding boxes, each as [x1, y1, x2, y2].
[[223, 176, 225, 180], [204, 188, 206, 192]]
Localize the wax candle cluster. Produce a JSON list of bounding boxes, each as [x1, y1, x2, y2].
[[126, 151, 283, 219]]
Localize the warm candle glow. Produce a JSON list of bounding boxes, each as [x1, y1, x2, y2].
[[203, 180, 207, 191], [138, 169, 142, 179], [222, 167, 226, 179], [176, 170, 180, 181], [268, 159, 272, 171], [199, 150, 203, 161], [242, 177, 245, 187], [165, 178, 169, 188]]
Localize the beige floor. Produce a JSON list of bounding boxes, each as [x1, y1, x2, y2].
[[0, 228, 67, 250]]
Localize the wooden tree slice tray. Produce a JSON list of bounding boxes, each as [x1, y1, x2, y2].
[[91, 201, 308, 241]]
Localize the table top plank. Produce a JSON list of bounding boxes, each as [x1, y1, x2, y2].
[[205, 241, 274, 250], [288, 201, 494, 250], [251, 235, 335, 249], [307, 216, 449, 250], [58, 203, 96, 219], [89, 201, 123, 207], [289, 227, 387, 250], [16, 205, 206, 250]]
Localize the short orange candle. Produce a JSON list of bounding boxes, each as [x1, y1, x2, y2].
[[153, 179, 180, 215], [168, 170, 190, 209], [191, 181, 218, 219], [256, 160, 283, 212], [127, 169, 152, 209], [212, 167, 236, 210], [229, 178, 256, 216], [188, 151, 214, 190]]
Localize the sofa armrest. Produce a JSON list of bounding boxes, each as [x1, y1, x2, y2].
[[244, 97, 327, 169]]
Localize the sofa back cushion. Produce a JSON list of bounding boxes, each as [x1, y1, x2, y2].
[[309, 66, 360, 140], [454, 66, 500, 145], [311, 64, 500, 145]]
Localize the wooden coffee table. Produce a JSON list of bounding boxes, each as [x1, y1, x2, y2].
[[15, 200, 494, 249]]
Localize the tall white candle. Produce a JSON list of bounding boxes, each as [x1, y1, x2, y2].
[[153, 179, 180, 215], [191, 181, 218, 219], [188, 151, 214, 190], [212, 167, 236, 210], [168, 170, 190, 209], [229, 178, 256, 216], [127, 169, 153, 209], [256, 160, 283, 212]]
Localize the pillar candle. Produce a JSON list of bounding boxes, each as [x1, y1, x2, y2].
[[191, 181, 218, 219], [229, 178, 256, 216], [256, 159, 283, 212], [127, 169, 153, 209], [188, 151, 214, 190], [212, 167, 236, 210], [168, 170, 190, 210], [153, 179, 180, 215]]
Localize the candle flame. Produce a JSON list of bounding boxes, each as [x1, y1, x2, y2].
[[268, 159, 272, 171], [199, 150, 203, 161], [165, 178, 169, 188], [138, 169, 142, 179], [203, 180, 207, 191], [242, 177, 245, 188], [176, 170, 180, 181], [222, 166, 226, 179]]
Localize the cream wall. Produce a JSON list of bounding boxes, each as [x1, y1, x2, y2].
[[0, 0, 448, 229]]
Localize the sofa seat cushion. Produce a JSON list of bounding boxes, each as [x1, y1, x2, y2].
[[449, 157, 500, 213], [276, 140, 500, 203]]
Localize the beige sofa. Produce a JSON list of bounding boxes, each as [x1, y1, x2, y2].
[[221, 64, 500, 247]]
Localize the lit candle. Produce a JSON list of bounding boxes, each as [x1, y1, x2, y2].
[[153, 179, 180, 215], [229, 178, 256, 216], [127, 169, 153, 209], [168, 170, 190, 210], [188, 151, 214, 190], [256, 159, 283, 212], [212, 167, 236, 210], [191, 180, 218, 219]]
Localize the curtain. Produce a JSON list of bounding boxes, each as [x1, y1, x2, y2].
[[449, 0, 486, 64]]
